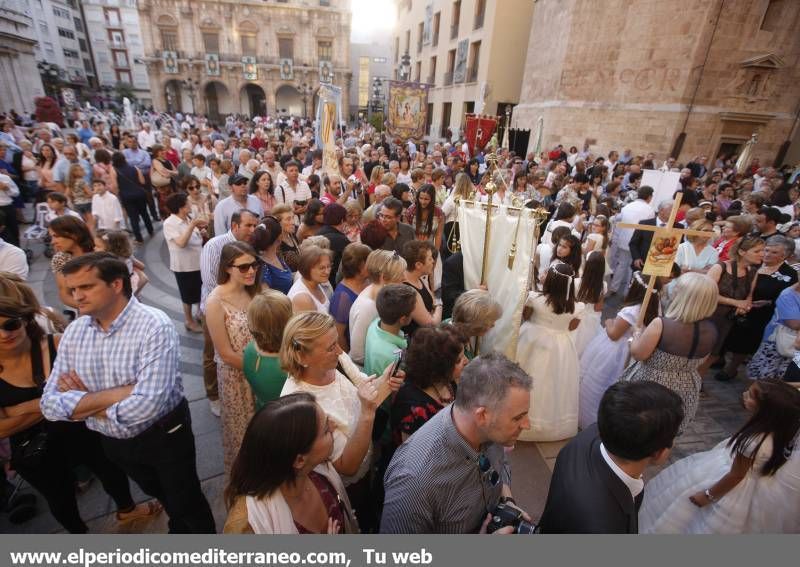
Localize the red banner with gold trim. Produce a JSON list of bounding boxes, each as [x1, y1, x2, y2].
[[465, 114, 498, 157]]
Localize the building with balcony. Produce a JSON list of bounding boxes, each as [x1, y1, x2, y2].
[[27, 0, 94, 93], [137, 0, 352, 120], [0, 0, 45, 114], [392, 0, 534, 141], [81, 0, 151, 106]]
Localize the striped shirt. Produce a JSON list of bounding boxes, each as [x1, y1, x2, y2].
[[380, 405, 509, 534], [40, 297, 183, 439], [199, 230, 236, 313]]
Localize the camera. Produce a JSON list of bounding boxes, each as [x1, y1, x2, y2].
[[486, 503, 537, 534]]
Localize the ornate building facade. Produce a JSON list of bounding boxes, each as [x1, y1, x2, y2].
[[514, 0, 800, 166], [0, 0, 45, 114], [137, 0, 352, 120]]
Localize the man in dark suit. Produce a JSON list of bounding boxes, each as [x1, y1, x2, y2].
[[628, 200, 674, 271], [538, 382, 683, 534]]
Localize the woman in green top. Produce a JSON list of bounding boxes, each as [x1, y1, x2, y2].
[[243, 290, 293, 409]]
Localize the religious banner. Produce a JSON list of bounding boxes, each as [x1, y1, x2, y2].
[[280, 58, 294, 81], [464, 114, 498, 157], [643, 229, 680, 277], [422, 3, 433, 45], [386, 81, 429, 140], [315, 83, 342, 175], [458, 203, 537, 359], [453, 39, 468, 83], [319, 60, 333, 84], [162, 50, 178, 74], [242, 56, 257, 80], [205, 53, 220, 76]]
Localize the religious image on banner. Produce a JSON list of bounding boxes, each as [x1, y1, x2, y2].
[[315, 84, 342, 175], [464, 114, 498, 157], [242, 56, 257, 81], [386, 81, 429, 140], [643, 229, 680, 277], [205, 53, 220, 76], [162, 50, 178, 74], [422, 3, 433, 45], [453, 39, 468, 83], [280, 58, 294, 81], [319, 60, 333, 84]]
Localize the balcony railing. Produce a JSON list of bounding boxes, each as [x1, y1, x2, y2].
[[417, 40, 422, 53], [432, 31, 439, 47], [443, 72, 453, 86], [450, 23, 459, 39], [426, 74, 435, 85], [474, 11, 484, 30], [467, 65, 478, 82]]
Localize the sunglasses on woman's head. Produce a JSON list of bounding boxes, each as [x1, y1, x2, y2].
[[0, 318, 24, 332], [232, 261, 259, 274]]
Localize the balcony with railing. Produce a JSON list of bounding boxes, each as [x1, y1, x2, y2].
[[443, 72, 453, 86], [450, 23, 459, 40], [467, 65, 478, 82], [417, 39, 422, 54], [474, 10, 484, 30], [426, 74, 435, 86], [432, 30, 439, 47]]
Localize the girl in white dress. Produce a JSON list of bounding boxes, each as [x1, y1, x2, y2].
[[578, 272, 661, 429], [534, 226, 571, 290], [640, 379, 800, 533], [582, 214, 612, 278], [573, 251, 607, 357], [518, 262, 584, 442]]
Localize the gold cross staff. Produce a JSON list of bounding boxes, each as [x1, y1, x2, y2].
[[616, 192, 716, 327]]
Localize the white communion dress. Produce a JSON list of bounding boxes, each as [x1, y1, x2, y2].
[[572, 280, 607, 357], [639, 434, 800, 533], [517, 292, 583, 442]]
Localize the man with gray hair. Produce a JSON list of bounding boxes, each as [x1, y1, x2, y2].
[[381, 352, 533, 533], [363, 184, 392, 222]]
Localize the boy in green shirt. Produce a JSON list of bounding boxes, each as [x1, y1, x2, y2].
[[364, 284, 417, 377]]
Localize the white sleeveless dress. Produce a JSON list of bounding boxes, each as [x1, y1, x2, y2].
[[517, 293, 583, 442], [287, 278, 330, 314]]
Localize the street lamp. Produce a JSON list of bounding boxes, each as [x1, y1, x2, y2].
[[371, 77, 383, 113], [297, 82, 314, 118], [399, 52, 411, 82], [37, 62, 61, 99], [181, 77, 199, 114]]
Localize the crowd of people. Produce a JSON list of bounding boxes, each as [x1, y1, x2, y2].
[[0, 108, 799, 534]]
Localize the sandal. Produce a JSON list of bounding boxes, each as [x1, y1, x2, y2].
[[116, 500, 163, 524]]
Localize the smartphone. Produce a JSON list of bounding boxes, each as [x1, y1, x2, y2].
[[388, 349, 405, 378]]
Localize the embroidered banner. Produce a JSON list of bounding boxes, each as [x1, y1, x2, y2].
[[386, 81, 429, 140], [205, 53, 220, 76], [315, 83, 342, 175], [162, 50, 178, 74], [464, 114, 498, 158], [242, 56, 257, 81]]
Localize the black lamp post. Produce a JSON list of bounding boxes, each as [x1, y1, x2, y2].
[[37, 62, 61, 100], [297, 82, 314, 118], [371, 77, 383, 113], [399, 52, 411, 81], [181, 77, 199, 114]]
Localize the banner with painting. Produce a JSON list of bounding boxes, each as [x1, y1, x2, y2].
[[454, 39, 468, 83], [315, 83, 343, 175], [319, 60, 333, 84], [242, 56, 257, 80], [205, 53, 220, 76], [280, 58, 294, 81], [422, 3, 433, 45], [386, 81, 429, 141], [162, 50, 178, 74]]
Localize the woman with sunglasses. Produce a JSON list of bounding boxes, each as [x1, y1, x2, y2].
[[206, 241, 263, 477], [0, 296, 161, 532], [182, 176, 213, 228], [223, 393, 360, 534], [48, 215, 95, 309]]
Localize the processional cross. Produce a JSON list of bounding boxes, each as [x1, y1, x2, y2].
[[616, 192, 716, 327]]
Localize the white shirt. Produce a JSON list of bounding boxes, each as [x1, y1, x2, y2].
[[600, 443, 644, 498], [275, 180, 312, 207], [0, 238, 28, 279], [0, 173, 20, 206], [614, 199, 655, 250], [163, 214, 203, 272], [348, 294, 378, 366], [213, 194, 263, 235], [91, 191, 124, 230], [137, 129, 156, 150]]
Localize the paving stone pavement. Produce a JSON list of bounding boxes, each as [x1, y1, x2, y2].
[[1, 231, 752, 533]]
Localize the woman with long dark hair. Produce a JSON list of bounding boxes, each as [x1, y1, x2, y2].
[[111, 151, 153, 243], [641, 379, 800, 533], [404, 184, 443, 251], [248, 171, 276, 216], [223, 393, 360, 534], [48, 216, 95, 308], [36, 143, 58, 199], [297, 198, 325, 242]]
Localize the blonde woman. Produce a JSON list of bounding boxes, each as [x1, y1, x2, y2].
[[450, 288, 503, 358], [343, 200, 363, 243], [206, 242, 263, 476], [348, 250, 408, 365], [288, 245, 333, 314], [624, 272, 719, 431], [675, 219, 719, 273]]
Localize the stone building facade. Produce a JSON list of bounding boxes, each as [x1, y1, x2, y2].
[[0, 0, 45, 114], [137, 0, 351, 120], [514, 0, 800, 166], [392, 0, 535, 141]]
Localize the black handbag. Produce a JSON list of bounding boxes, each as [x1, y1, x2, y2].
[[10, 425, 49, 470]]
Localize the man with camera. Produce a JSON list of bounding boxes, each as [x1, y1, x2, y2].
[[380, 353, 534, 534]]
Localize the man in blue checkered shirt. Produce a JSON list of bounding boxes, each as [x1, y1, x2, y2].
[[40, 252, 215, 533]]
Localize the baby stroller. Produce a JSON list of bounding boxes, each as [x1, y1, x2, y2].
[[21, 203, 54, 261]]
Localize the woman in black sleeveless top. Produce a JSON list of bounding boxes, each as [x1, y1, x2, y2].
[[400, 240, 442, 337], [0, 298, 160, 532]]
